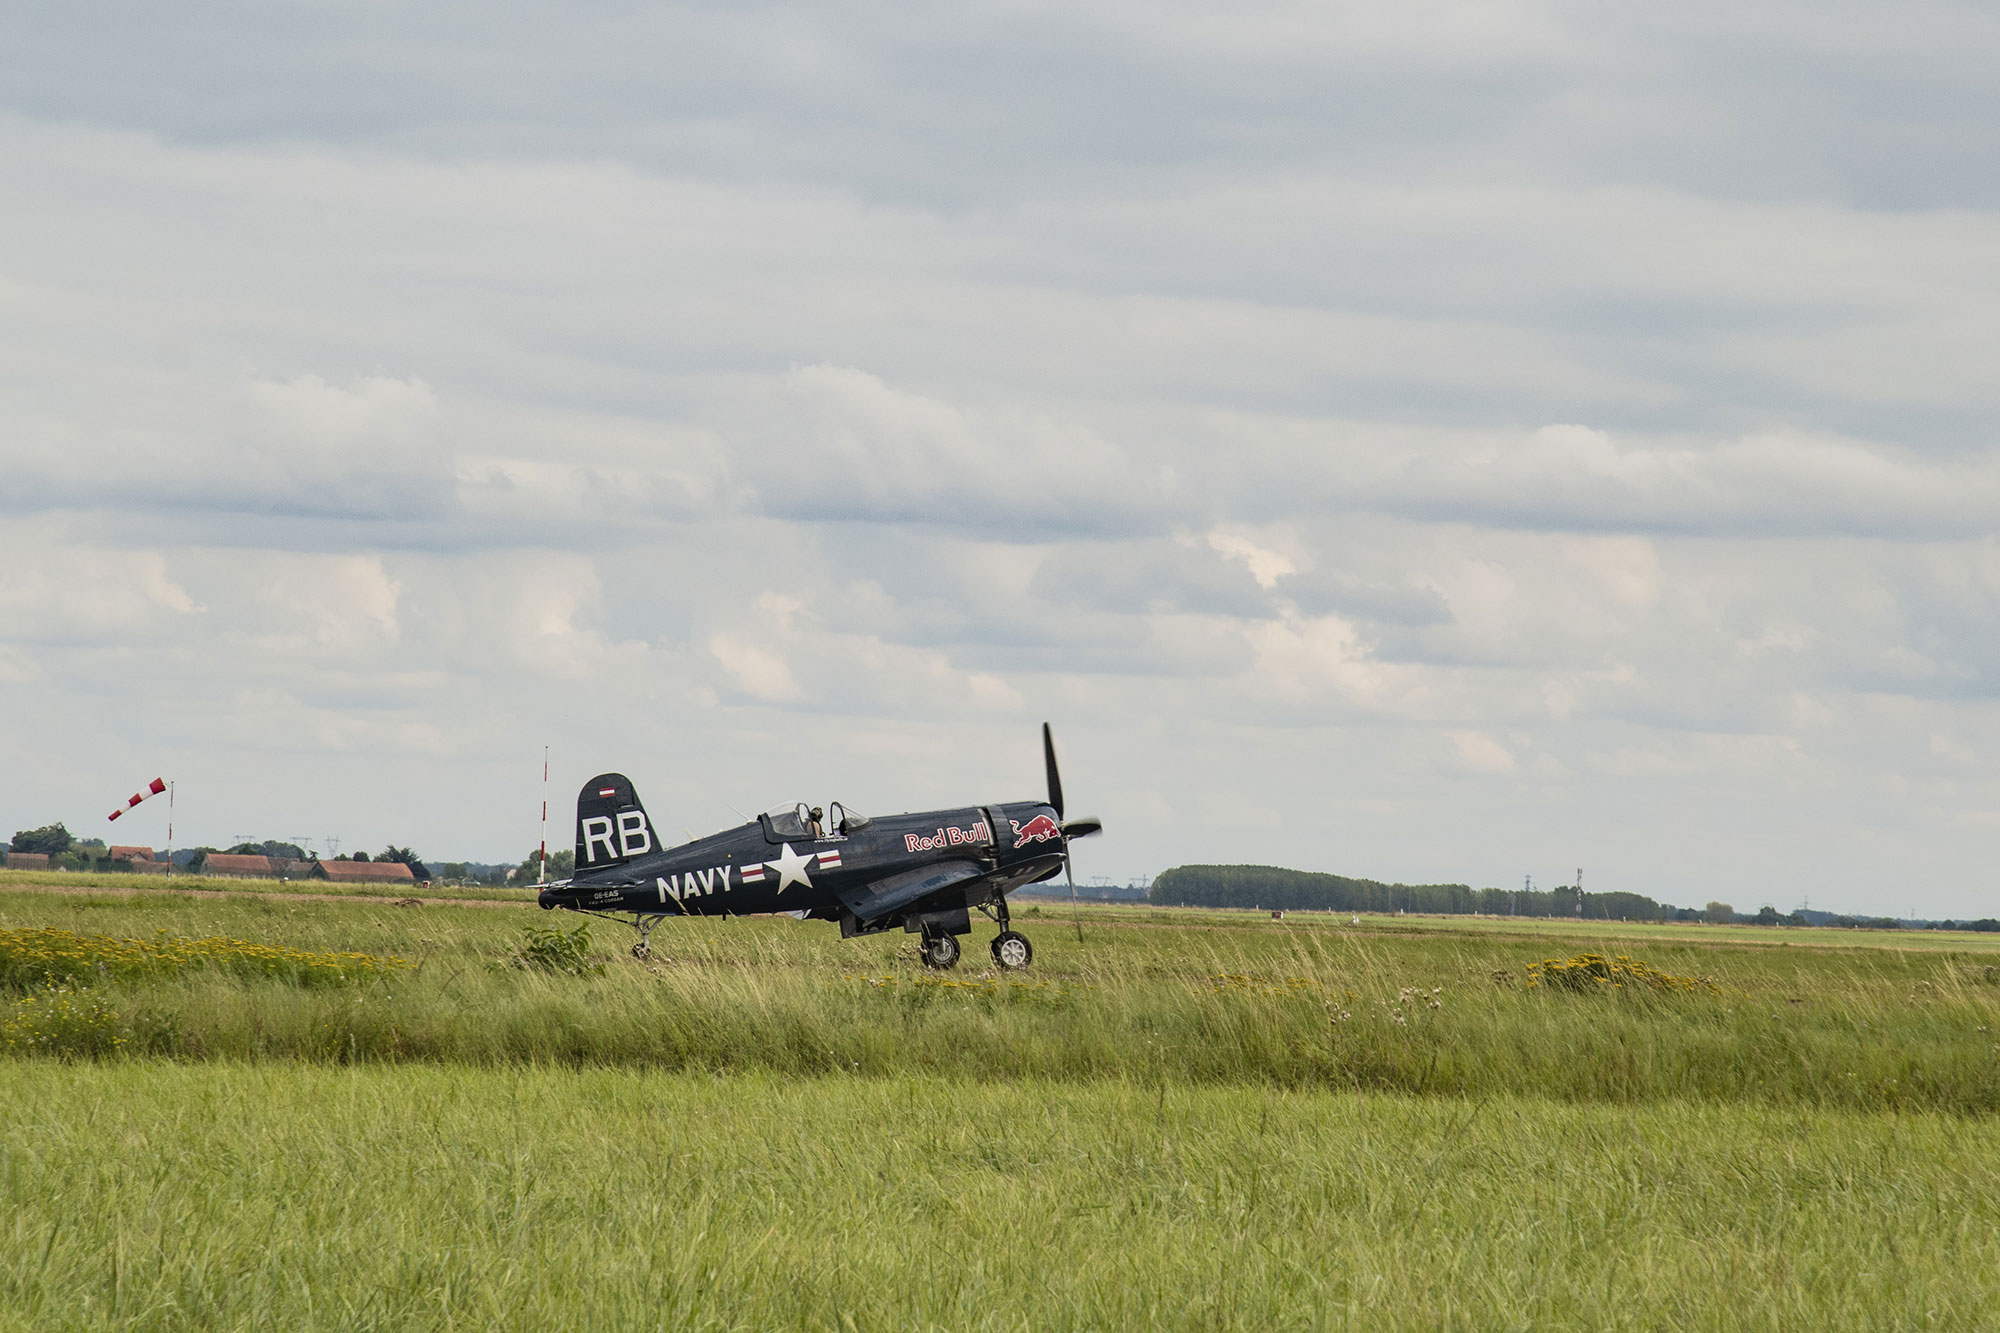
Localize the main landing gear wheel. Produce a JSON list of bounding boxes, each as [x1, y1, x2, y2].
[[990, 931, 1032, 970], [918, 932, 962, 970], [631, 941, 651, 961]]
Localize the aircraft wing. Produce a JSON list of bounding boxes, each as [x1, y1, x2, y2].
[[836, 859, 987, 923]]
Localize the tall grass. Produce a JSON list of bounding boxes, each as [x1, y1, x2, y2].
[[1, 1063, 1997, 1331], [0, 890, 1995, 1113], [3, 891, 1998, 1329]]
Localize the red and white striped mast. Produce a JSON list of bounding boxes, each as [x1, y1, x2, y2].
[[537, 746, 549, 886]]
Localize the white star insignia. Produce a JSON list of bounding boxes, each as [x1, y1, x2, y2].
[[763, 843, 815, 895]]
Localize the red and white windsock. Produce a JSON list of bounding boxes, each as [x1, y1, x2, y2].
[[109, 778, 167, 822]]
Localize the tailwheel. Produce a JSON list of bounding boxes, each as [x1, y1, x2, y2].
[[918, 931, 962, 970], [632, 915, 662, 961], [990, 931, 1032, 970]]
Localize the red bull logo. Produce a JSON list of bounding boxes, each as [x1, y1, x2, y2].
[[1011, 814, 1062, 845]]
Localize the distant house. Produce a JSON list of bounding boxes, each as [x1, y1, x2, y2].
[[202, 853, 278, 879], [307, 860, 416, 885], [109, 845, 155, 862], [4, 852, 52, 871]]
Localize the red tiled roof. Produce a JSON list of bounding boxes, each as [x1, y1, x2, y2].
[[311, 860, 416, 883], [109, 845, 155, 861], [203, 853, 276, 876]]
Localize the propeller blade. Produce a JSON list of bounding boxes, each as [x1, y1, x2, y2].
[[1044, 723, 1092, 943], [1042, 722, 1064, 820], [1065, 846, 1083, 944]]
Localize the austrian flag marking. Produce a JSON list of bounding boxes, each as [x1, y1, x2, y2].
[[816, 850, 842, 869]]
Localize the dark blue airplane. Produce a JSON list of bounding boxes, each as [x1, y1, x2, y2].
[[539, 724, 1101, 969]]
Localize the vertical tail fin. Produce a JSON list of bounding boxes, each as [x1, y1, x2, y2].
[[574, 773, 656, 873]]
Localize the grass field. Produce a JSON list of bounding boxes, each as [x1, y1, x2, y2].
[[0, 866, 526, 904], [1, 882, 1996, 1329]]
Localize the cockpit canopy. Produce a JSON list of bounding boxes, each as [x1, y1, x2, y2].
[[763, 803, 812, 838], [760, 801, 871, 841]]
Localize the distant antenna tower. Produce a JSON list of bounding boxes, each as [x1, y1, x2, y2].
[[288, 836, 315, 858], [324, 836, 342, 858]]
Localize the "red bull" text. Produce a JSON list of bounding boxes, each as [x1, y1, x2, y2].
[[904, 821, 992, 853]]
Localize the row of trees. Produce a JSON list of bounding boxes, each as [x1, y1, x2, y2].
[[4, 824, 434, 879], [1150, 865, 1777, 923], [514, 849, 575, 882], [8, 824, 76, 856], [1148, 865, 1703, 919], [1149, 866, 1999, 928], [5, 823, 109, 873], [187, 842, 432, 878], [5, 824, 585, 891]]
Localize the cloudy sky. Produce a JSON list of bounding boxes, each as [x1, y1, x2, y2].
[[4, 1, 1999, 915]]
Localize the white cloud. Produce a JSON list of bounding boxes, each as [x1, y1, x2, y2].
[[0, 522, 203, 640], [709, 630, 802, 703], [1449, 730, 1518, 774], [4, 7, 2000, 914], [1207, 531, 1295, 590]]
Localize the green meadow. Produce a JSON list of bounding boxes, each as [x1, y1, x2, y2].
[[1, 882, 1997, 1329]]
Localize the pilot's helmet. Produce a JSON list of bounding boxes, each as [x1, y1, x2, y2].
[[810, 806, 824, 820]]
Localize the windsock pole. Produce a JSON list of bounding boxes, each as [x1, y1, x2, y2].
[[107, 776, 173, 875], [538, 747, 549, 886]]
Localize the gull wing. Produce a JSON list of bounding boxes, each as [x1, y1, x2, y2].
[[835, 860, 987, 923], [835, 853, 1068, 924]]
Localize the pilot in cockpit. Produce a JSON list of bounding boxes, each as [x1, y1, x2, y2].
[[807, 806, 825, 840]]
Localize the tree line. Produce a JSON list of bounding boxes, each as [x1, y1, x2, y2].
[[1148, 865, 2000, 929], [3, 822, 568, 888], [1152, 864, 1710, 921], [2, 823, 434, 878]]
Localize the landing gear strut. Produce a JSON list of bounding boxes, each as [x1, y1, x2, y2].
[[983, 895, 1033, 970]]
